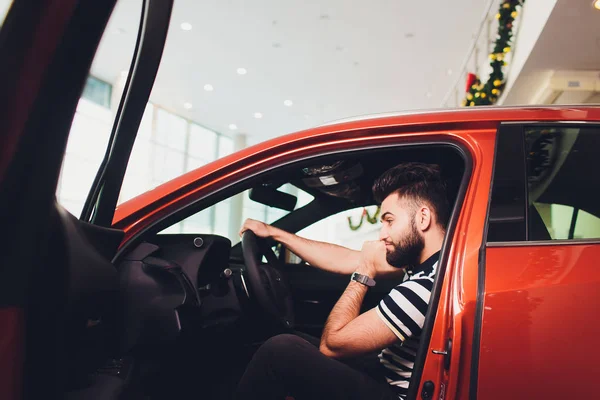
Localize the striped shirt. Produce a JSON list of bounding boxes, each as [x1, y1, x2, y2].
[[376, 252, 439, 398]]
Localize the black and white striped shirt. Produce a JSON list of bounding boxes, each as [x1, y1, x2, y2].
[[376, 252, 439, 398]]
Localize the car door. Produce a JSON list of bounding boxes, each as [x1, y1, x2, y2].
[[478, 122, 600, 399], [0, 1, 172, 398], [0, 2, 119, 398]]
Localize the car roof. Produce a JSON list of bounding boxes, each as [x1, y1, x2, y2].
[[318, 104, 600, 127]]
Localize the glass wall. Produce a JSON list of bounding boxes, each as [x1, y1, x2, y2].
[[56, 76, 233, 217]]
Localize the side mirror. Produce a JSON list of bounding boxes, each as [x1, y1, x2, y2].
[[249, 186, 297, 212]]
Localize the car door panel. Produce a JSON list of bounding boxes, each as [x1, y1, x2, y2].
[[479, 244, 600, 399]]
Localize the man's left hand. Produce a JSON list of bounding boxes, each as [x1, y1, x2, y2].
[[356, 240, 402, 279]]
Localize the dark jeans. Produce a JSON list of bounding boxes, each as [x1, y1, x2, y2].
[[235, 334, 398, 400]]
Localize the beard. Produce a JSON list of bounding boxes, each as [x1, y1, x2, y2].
[[385, 219, 425, 268]]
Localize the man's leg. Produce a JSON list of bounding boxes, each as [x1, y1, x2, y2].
[[235, 334, 396, 400]]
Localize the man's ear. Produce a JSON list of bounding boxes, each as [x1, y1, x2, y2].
[[416, 206, 432, 232]]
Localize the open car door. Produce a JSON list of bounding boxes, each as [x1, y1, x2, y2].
[[0, 1, 172, 398]]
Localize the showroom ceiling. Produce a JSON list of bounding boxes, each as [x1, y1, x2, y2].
[[5, 0, 491, 142]]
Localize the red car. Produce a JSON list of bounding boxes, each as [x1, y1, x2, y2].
[[2, 2, 600, 400]]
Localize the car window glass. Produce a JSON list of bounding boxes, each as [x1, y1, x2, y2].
[[533, 203, 600, 240], [297, 205, 381, 251], [160, 184, 314, 243], [526, 126, 600, 241], [55, 0, 142, 217]]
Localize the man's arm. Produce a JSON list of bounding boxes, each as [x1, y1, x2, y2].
[[319, 282, 397, 359], [240, 219, 361, 275], [319, 240, 401, 359]]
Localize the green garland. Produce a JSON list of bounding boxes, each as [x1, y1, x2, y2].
[[462, 0, 525, 107], [348, 207, 380, 231]]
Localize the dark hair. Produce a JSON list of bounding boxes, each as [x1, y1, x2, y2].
[[372, 162, 450, 230]]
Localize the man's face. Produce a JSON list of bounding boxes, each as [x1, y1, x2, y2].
[[378, 192, 425, 268]]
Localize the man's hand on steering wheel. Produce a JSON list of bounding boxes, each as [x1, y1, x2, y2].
[[239, 218, 272, 239], [240, 223, 294, 330]]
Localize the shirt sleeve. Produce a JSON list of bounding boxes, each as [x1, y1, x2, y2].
[[376, 278, 433, 341]]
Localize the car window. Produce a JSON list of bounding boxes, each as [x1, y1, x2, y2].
[[526, 126, 600, 241], [160, 184, 314, 243], [55, 0, 142, 217], [487, 125, 600, 243], [297, 205, 381, 251]]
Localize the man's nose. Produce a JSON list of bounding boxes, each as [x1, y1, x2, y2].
[[379, 228, 388, 241]]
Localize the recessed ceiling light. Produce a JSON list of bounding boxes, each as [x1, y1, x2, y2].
[[183, 102, 193, 110], [229, 124, 238, 130], [180, 22, 192, 31], [426, 92, 432, 98], [594, 0, 600, 10], [284, 100, 293, 107], [447, 69, 453, 76], [204, 84, 214, 91], [254, 112, 263, 119], [237, 67, 247, 75]]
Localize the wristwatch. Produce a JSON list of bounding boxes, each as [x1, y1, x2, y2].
[[351, 272, 376, 287]]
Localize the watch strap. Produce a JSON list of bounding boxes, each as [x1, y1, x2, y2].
[[351, 272, 376, 287]]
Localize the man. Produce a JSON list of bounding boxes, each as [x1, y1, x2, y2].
[[236, 162, 450, 399]]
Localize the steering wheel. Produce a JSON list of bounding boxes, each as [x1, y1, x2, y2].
[[241, 231, 294, 330]]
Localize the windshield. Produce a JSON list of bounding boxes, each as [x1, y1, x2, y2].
[[161, 183, 314, 244]]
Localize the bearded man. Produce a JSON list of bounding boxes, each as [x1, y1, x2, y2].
[[236, 162, 450, 400]]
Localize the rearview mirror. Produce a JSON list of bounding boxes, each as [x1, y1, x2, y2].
[[249, 186, 297, 212]]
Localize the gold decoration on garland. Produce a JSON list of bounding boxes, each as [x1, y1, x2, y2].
[[463, 0, 525, 107], [347, 207, 381, 231]]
